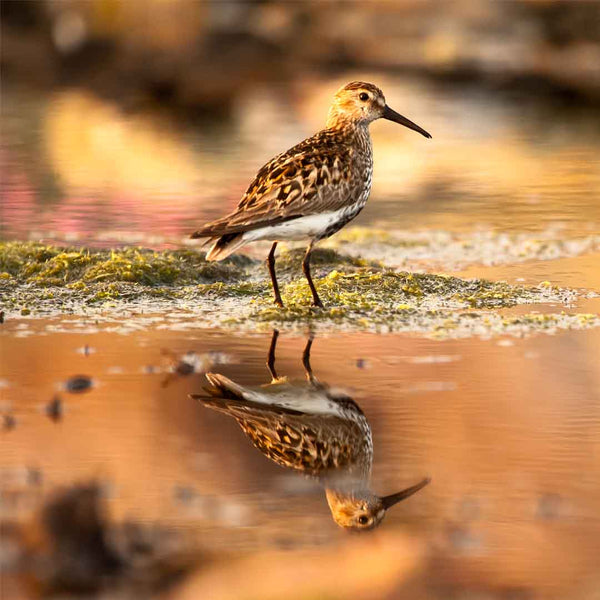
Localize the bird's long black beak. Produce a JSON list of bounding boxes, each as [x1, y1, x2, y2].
[[380, 477, 431, 510], [383, 105, 432, 139]]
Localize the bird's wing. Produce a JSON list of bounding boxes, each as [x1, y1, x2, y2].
[[201, 395, 364, 476], [192, 130, 359, 238], [191, 373, 366, 476]]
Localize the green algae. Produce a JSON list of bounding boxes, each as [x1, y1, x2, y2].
[[195, 281, 266, 298], [0, 243, 561, 312], [274, 246, 377, 275], [253, 267, 570, 314], [0, 242, 251, 287], [1, 241, 597, 339]]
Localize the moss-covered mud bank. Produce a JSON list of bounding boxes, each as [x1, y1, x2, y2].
[[1, 241, 598, 338]]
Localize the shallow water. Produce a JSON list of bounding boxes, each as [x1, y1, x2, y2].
[[2, 73, 600, 599], [2, 323, 600, 599]]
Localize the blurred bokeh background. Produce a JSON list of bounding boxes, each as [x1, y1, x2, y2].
[[2, 0, 600, 244], [2, 3, 600, 600]]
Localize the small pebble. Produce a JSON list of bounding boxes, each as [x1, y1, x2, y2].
[[64, 375, 94, 394], [175, 361, 195, 376], [27, 468, 43, 486], [3, 414, 16, 431], [76, 345, 96, 356], [173, 485, 197, 504], [46, 396, 63, 422], [446, 524, 482, 553], [536, 493, 562, 520]]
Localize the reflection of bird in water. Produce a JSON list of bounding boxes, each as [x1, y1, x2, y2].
[[190, 330, 429, 531]]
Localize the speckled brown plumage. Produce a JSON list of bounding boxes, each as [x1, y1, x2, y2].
[[191, 81, 431, 308], [195, 127, 370, 237], [201, 375, 372, 481]]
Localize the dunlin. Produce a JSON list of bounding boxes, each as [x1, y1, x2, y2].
[[191, 330, 430, 530], [192, 82, 431, 307]]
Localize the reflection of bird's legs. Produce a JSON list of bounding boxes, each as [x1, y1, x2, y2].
[[266, 329, 280, 382], [302, 333, 317, 385]]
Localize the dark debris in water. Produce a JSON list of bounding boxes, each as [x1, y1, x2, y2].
[[63, 375, 94, 394], [7, 482, 199, 597], [45, 395, 63, 422], [76, 344, 96, 356], [3, 413, 17, 431], [40, 483, 123, 593]]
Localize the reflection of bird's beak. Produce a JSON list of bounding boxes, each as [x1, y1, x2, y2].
[[383, 105, 432, 139], [380, 477, 431, 510]]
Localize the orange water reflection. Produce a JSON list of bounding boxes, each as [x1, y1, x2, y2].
[[2, 320, 600, 599], [2, 76, 600, 244]]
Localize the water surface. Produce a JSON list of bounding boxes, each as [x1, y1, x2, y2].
[[2, 320, 600, 599], [2, 73, 600, 599]]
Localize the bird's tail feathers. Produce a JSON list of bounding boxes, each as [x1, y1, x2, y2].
[[204, 373, 247, 399], [203, 234, 245, 261], [190, 373, 254, 414]]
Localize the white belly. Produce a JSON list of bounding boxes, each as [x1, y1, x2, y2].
[[242, 206, 356, 243], [241, 384, 353, 418]]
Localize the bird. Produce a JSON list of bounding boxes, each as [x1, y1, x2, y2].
[[190, 330, 430, 530], [191, 81, 431, 308]]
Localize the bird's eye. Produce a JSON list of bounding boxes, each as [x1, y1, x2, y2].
[[359, 92, 369, 102], [358, 515, 369, 525]]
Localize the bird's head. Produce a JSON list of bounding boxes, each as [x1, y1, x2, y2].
[[327, 81, 431, 138], [325, 477, 431, 531]]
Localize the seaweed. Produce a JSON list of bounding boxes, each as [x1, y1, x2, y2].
[[1, 241, 597, 339]]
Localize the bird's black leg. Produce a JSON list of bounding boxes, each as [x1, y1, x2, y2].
[[302, 242, 323, 308], [302, 333, 317, 385], [267, 242, 284, 307], [266, 329, 279, 381]]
